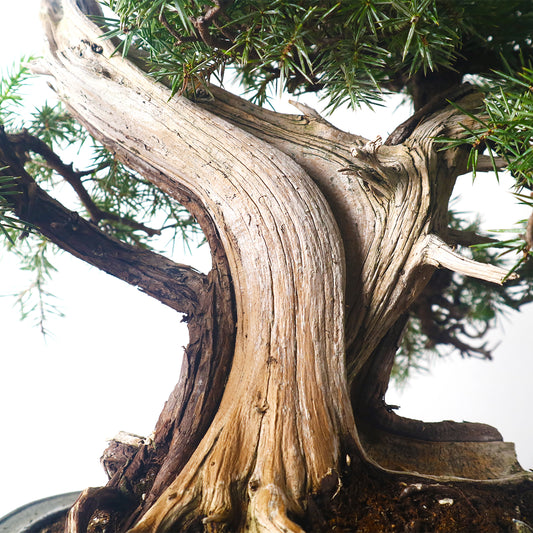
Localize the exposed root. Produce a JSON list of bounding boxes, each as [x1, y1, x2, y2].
[[126, 413, 348, 532], [248, 485, 305, 533], [66, 487, 137, 533]]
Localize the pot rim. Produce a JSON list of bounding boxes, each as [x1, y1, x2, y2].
[[0, 491, 81, 532]]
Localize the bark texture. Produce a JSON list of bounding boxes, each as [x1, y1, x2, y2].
[[31, 0, 533, 531]]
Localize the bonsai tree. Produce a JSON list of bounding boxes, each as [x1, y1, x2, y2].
[[2, 0, 533, 530]]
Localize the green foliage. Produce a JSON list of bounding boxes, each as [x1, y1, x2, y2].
[[392, 316, 432, 385], [98, 0, 533, 110], [6, 238, 64, 336], [0, 173, 26, 244], [441, 65, 533, 274], [2, 1, 533, 375], [459, 67, 533, 190], [0, 61, 33, 241], [0, 58, 32, 128], [96, 0, 533, 383], [28, 102, 86, 148], [82, 141, 201, 247]]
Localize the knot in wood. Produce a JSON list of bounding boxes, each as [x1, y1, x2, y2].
[[351, 136, 383, 162]]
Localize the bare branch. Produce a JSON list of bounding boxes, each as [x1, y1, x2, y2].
[[475, 154, 508, 172], [288, 100, 324, 121], [0, 130, 207, 315], [424, 234, 516, 284], [159, 1, 235, 50], [191, 0, 234, 50], [447, 228, 499, 247], [526, 206, 533, 251], [384, 84, 478, 146], [10, 130, 161, 236]]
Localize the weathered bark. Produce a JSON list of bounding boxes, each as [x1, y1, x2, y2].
[[31, 0, 533, 531]]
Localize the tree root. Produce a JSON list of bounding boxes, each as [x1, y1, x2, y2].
[[66, 487, 137, 533], [248, 485, 305, 533], [125, 421, 342, 532]]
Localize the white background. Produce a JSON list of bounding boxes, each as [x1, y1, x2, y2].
[[1, 0, 532, 518]]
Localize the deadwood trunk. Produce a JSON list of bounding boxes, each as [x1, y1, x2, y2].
[[26, 0, 533, 531]]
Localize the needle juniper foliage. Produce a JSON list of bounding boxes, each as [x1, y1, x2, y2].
[[2, 0, 533, 378]]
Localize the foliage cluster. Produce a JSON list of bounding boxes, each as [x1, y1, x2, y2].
[[101, 0, 533, 109], [0, 62, 31, 240]]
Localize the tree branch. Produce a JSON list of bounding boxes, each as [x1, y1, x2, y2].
[[159, 1, 234, 50], [414, 293, 494, 359], [191, 0, 234, 50], [158, 11, 195, 46], [475, 154, 507, 172], [385, 84, 478, 146], [9, 130, 160, 236], [423, 234, 516, 285], [354, 315, 502, 442], [525, 205, 533, 251], [447, 228, 499, 247], [0, 128, 206, 316]]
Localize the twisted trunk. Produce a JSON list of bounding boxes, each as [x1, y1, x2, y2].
[[31, 0, 533, 531]]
